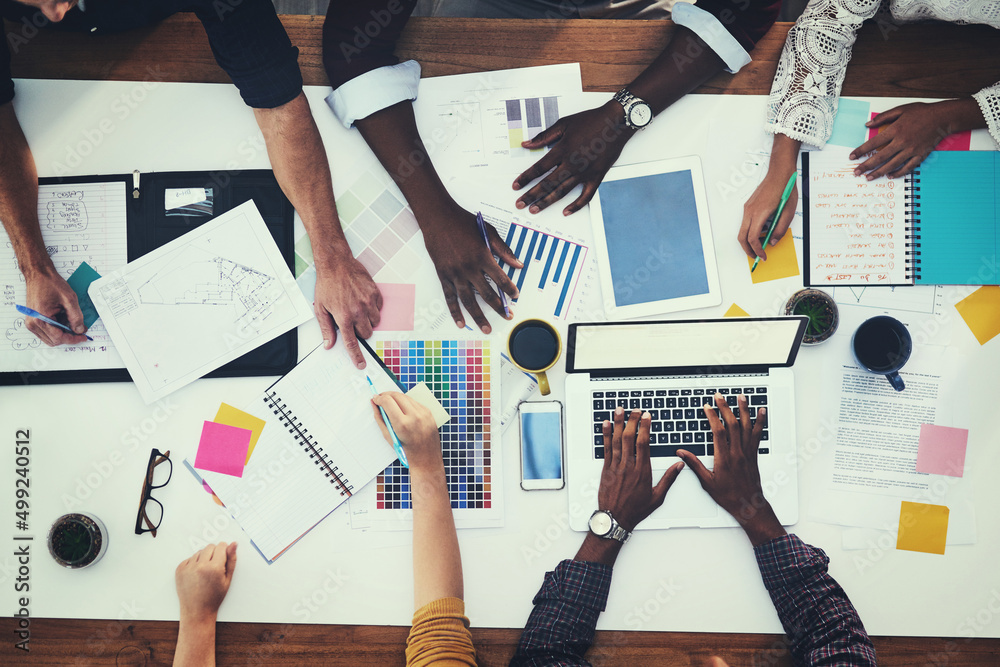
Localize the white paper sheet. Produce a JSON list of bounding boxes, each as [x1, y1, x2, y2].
[[810, 344, 975, 541], [0, 181, 127, 372], [90, 201, 312, 403], [413, 63, 584, 181]]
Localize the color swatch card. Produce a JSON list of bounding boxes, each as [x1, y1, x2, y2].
[[915, 424, 968, 477], [350, 334, 503, 531]]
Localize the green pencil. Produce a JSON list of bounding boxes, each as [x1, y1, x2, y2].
[[751, 171, 798, 273]]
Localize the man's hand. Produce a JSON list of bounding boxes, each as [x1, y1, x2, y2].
[[422, 205, 521, 333], [371, 391, 442, 473], [598, 407, 684, 532], [24, 269, 88, 346], [677, 394, 785, 547], [850, 99, 984, 180], [175, 542, 237, 625], [513, 102, 633, 216], [313, 255, 382, 369]]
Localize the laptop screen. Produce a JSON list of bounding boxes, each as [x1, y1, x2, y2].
[[567, 318, 807, 375]]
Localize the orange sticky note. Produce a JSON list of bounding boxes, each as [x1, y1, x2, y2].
[[214, 403, 266, 464], [748, 233, 800, 284], [896, 501, 949, 555], [955, 286, 1000, 345], [724, 303, 750, 318]]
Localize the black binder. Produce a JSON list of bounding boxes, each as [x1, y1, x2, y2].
[[2, 169, 298, 386]]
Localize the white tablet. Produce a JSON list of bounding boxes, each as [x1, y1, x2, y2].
[[589, 156, 721, 318]]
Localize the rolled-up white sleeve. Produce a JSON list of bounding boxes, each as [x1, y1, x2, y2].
[[672, 1, 752, 74], [325, 59, 422, 128]]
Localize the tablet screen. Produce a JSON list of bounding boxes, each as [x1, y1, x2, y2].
[[596, 170, 710, 306]]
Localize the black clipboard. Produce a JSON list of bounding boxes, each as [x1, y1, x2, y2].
[[2, 169, 298, 386]]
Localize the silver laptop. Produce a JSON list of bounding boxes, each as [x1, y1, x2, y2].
[[565, 317, 808, 531]]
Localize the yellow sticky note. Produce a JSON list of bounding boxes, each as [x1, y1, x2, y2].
[[214, 403, 266, 464], [955, 286, 1000, 345], [748, 233, 800, 284], [724, 303, 750, 318], [896, 501, 949, 555]]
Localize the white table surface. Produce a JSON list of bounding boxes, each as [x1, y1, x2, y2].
[[1, 79, 998, 637]]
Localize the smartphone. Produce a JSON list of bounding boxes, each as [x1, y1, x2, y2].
[[519, 400, 565, 490]]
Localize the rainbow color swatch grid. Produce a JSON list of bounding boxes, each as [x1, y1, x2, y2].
[[374, 339, 493, 511]]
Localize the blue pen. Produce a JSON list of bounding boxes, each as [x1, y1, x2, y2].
[[16, 304, 93, 341], [367, 375, 409, 468], [475, 211, 510, 317]]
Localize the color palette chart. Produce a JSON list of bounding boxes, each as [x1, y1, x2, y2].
[[499, 220, 590, 319], [356, 336, 503, 530], [505, 97, 558, 157]]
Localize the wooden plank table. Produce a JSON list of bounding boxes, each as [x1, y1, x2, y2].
[[3, 15, 1000, 666]]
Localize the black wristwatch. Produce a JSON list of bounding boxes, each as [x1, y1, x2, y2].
[[613, 87, 653, 130], [588, 509, 631, 544]]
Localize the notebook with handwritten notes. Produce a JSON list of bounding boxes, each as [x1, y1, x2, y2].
[[803, 151, 999, 287]]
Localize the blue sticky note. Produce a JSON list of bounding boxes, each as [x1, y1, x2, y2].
[[827, 98, 870, 148], [66, 262, 102, 328]]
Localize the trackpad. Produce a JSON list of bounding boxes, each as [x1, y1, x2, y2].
[[656, 469, 718, 520]]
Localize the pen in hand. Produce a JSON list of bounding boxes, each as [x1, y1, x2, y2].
[[15, 304, 93, 341], [751, 171, 798, 274], [367, 375, 409, 468], [475, 212, 510, 318]]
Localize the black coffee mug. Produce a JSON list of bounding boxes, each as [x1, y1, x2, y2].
[[851, 316, 912, 392], [507, 319, 561, 396]]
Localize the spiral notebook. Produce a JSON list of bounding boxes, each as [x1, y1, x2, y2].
[[192, 342, 400, 563], [803, 151, 1000, 286]]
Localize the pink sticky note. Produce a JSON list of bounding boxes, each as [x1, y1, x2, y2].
[[373, 282, 416, 331], [194, 421, 252, 478], [867, 112, 971, 150], [915, 424, 968, 477]]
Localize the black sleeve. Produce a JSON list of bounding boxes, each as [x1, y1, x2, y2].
[[694, 0, 781, 52], [1, 24, 15, 105], [192, 0, 303, 109], [323, 0, 417, 90]]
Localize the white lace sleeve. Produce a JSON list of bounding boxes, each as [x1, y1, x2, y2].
[[973, 81, 1000, 148], [765, 0, 884, 148]]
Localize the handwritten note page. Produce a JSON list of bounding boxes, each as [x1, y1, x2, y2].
[[807, 152, 909, 285], [0, 182, 127, 373]]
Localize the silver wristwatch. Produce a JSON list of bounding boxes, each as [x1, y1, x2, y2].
[[588, 510, 631, 544], [613, 87, 653, 130]]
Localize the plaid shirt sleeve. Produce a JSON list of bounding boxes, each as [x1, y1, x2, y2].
[[509, 559, 613, 667], [755, 534, 877, 666]]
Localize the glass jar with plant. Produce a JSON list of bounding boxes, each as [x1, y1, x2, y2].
[[784, 288, 839, 345], [47, 513, 108, 569]]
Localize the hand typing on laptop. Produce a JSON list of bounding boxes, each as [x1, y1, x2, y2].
[[510, 398, 876, 666], [677, 393, 787, 547]]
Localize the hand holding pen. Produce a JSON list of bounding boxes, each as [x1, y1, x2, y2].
[[750, 171, 798, 273], [16, 304, 93, 342], [369, 390, 444, 473]]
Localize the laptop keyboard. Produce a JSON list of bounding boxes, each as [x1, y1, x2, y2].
[[592, 387, 769, 459]]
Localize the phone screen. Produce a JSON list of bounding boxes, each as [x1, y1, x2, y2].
[[520, 411, 563, 480]]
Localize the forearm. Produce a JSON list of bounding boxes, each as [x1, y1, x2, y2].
[[766, 133, 802, 177], [355, 102, 458, 233], [173, 616, 217, 667], [755, 535, 876, 665], [253, 93, 350, 270], [411, 464, 463, 609], [0, 103, 49, 277], [629, 26, 726, 117]]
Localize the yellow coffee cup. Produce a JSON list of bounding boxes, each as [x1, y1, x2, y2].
[[507, 319, 562, 396]]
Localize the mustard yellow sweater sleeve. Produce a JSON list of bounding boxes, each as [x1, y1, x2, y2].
[[405, 597, 477, 667]]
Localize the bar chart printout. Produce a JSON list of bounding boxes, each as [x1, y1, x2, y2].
[[505, 97, 559, 158], [500, 221, 589, 320]]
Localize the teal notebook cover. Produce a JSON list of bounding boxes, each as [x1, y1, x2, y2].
[[915, 152, 999, 285]]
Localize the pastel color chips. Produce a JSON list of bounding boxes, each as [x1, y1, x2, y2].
[[374, 339, 492, 511]]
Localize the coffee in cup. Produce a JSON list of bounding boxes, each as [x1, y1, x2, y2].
[[507, 319, 562, 396], [851, 315, 912, 392]]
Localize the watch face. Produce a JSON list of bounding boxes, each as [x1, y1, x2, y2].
[[629, 103, 653, 128], [589, 511, 613, 536]]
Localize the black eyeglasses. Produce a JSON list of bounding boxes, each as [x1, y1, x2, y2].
[[134, 448, 172, 537]]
